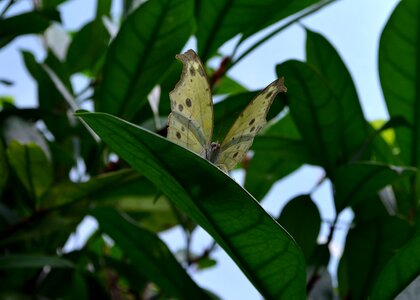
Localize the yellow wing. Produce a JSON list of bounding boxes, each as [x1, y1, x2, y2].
[[167, 50, 213, 157], [216, 78, 287, 171]]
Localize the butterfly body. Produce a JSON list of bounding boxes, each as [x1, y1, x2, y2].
[[167, 50, 286, 172]]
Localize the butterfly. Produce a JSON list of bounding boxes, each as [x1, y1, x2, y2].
[[167, 49, 287, 172]]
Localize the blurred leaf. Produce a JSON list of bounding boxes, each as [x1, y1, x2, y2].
[[66, 19, 110, 74], [334, 162, 416, 212], [277, 60, 340, 174], [306, 29, 369, 161], [195, 0, 319, 61], [337, 217, 414, 299], [21, 51, 71, 141], [0, 9, 60, 48], [41, 0, 69, 9], [76, 111, 306, 299], [0, 254, 74, 269], [97, 0, 194, 121], [212, 73, 247, 95], [379, 0, 420, 170], [277, 195, 321, 260], [6, 140, 53, 200], [92, 207, 211, 299], [370, 233, 420, 299], [96, 0, 112, 17], [245, 114, 311, 200]]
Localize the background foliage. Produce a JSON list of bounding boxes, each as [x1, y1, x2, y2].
[[1, 0, 419, 299]]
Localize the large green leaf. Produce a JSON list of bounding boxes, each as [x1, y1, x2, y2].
[[379, 0, 420, 167], [337, 217, 414, 299], [306, 29, 369, 161], [370, 233, 420, 299], [0, 10, 60, 49], [195, 0, 319, 61], [0, 254, 74, 269], [334, 162, 416, 212], [76, 111, 306, 299], [277, 195, 321, 260], [91, 207, 210, 299], [96, 0, 194, 120], [277, 60, 340, 174]]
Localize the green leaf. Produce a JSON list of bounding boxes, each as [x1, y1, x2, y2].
[[91, 207, 211, 300], [0, 9, 60, 49], [97, 0, 194, 120], [379, 0, 420, 169], [195, 0, 319, 61], [337, 217, 414, 299], [277, 60, 340, 174], [277, 195, 321, 260], [245, 114, 310, 200], [370, 233, 420, 299], [0, 254, 74, 269], [76, 111, 306, 299], [306, 29, 369, 161], [334, 162, 416, 212], [6, 141, 53, 200], [66, 19, 110, 74]]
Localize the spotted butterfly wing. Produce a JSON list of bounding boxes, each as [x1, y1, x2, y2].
[[167, 50, 213, 157], [215, 79, 286, 171]]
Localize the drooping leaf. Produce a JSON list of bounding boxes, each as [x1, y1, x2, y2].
[[76, 111, 306, 299], [277, 195, 321, 260], [0, 9, 60, 49], [334, 162, 416, 212], [370, 233, 420, 299], [195, 0, 319, 61], [96, 0, 194, 121], [306, 29, 369, 161], [277, 60, 340, 174], [92, 207, 211, 299]]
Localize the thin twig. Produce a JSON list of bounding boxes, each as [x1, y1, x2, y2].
[[0, 0, 15, 18]]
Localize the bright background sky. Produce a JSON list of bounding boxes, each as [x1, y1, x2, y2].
[[0, 0, 399, 299]]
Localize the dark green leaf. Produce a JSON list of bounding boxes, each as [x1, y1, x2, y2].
[[334, 162, 416, 212], [6, 140, 53, 200], [306, 29, 369, 161], [370, 233, 420, 299], [195, 0, 319, 61], [277, 195, 321, 260], [76, 111, 306, 299], [277, 60, 340, 174], [0, 9, 60, 48], [66, 20, 110, 74], [379, 0, 420, 169], [0, 254, 74, 269], [97, 0, 194, 120], [337, 217, 414, 299], [0, 140, 8, 197], [92, 207, 211, 299]]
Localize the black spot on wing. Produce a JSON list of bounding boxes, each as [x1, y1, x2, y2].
[[178, 104, 184, 112], [176, 132, 181, 139], [249, 118, 255, 126], [265, 91, 273, 99], [189, 66, 196, 76], [186, 98, 192, 107]]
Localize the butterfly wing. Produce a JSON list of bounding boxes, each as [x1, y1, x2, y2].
[[167, 50, 213, 156], [216, 78, 287, 171]]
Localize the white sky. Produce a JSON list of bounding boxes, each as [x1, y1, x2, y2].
[[0, 0, 399, 299]]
